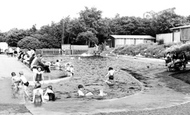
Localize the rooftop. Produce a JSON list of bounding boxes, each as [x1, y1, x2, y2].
[[111, 35, 155, 39], [170, 25, 190, 30]]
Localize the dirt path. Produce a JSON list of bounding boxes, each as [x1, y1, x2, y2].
[[1, 55, 190, 115]]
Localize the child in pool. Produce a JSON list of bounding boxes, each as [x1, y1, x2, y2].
[[32, 82, 44, 103], [104, 67, 116, 86], [65, 63, 74, 77], [54, 60, 61, 70], [11, 72, 21, 97], [34, 67, 44, 84], [11, 72, 21, 87], [44, 85, 55, 101], [77, 85, 93, 97]]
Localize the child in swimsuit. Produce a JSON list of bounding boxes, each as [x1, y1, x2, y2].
[[32, 82, 44, 103], [105, 67, 116, 86], [34, 67, 44, 84]]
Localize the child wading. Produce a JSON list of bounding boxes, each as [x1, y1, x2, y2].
[[105, 67, 116, 86], [44, 85, 55, 101], [32, 82, 44, 106], [11, 72, 21, 97], [34, 67, 44, 84], [65, 63, 74, 77], [77, 85, 93, 97], [19, 71, 30, 101]]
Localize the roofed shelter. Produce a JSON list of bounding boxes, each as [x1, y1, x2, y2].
[[170, 25, 190, 43], [110, 35, 155, 47]]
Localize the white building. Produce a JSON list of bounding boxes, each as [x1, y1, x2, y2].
[[110, 35, 155, 47], [156, 25, 190, 44]]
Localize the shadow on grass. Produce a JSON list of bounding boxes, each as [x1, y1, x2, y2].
[[120, 68, 147, 81], [157, 69, 190, 93]]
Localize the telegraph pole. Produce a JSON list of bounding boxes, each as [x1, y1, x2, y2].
[[61, 18, 65, 55]]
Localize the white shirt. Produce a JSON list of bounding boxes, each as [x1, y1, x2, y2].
[[108, 70, 115, 76], [30, 57, 37, 68], [9, 48, 13, 53], [45, 88, 54, 94], [69, 67, 74, 73], [16, 47, 20, 53], [55, 62, 60, 67], [12, 76, 21, 83], [20, 75, 27, 83], [31, 49, 35, 56], [78, 90, 85, 96]]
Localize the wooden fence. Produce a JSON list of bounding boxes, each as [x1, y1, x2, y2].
[[36, 48, 88, 55]]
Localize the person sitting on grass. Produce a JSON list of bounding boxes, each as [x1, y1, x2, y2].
[[77, 85, 93, 97], [104, 67, 116, 86], [44, 85, 55, 101], [32, 81, 44, 103]]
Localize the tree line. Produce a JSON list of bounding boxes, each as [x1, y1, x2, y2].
[[0, 7, 190, 49]]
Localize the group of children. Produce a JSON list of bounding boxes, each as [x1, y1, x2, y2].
[[11, 71, 55, 104], [77, 67, 117, 97], [13, 49, 118, 102], [49, 59, 74, 77], [11, 66, 117, 102]]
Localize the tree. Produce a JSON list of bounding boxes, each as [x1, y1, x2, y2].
[[5, 28, 29, 47], [149, 8, 185, 35], [77, 31, 98, 46], [0, 32, 6, 42], [37, 21, 62, 48], [79, 7, 110, 45], [17, 36, 42, 49]]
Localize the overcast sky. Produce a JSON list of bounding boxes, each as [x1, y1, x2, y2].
[[0, 0, 189, 32]]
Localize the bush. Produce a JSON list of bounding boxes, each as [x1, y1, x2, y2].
[[17, 36, 42, 49], [157, 39, 164, 45], [113, 43, 166, 58]]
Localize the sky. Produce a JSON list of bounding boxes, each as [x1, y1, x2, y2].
[[0, 0, 189, 32]]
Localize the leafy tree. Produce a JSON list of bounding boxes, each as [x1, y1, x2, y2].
[[79, 7, 110, 45], [77, 31, 98, 46], [5, 28, 29, 47], [149, 8, 185, 35], [0, 32, 6, 42], [38, 21, 62, 48], [17, 36, 42, 49]]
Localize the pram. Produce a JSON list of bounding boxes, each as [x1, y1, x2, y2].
[[167, 59, 185, 71]]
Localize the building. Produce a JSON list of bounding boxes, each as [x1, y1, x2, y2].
[[109, 35, 155, 47], [0, 42, 8, 53], [170, 25, 190, 43], [156, 25, 190, 44]]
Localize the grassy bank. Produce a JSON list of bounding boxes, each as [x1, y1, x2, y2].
[[113, 43, 168, 58]]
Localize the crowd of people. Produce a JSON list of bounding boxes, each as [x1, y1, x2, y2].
[[11, 71, 55, 104], [10, 47, 120, 105], [165, 51, 188, 70], [10, 48, 66, 104]]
